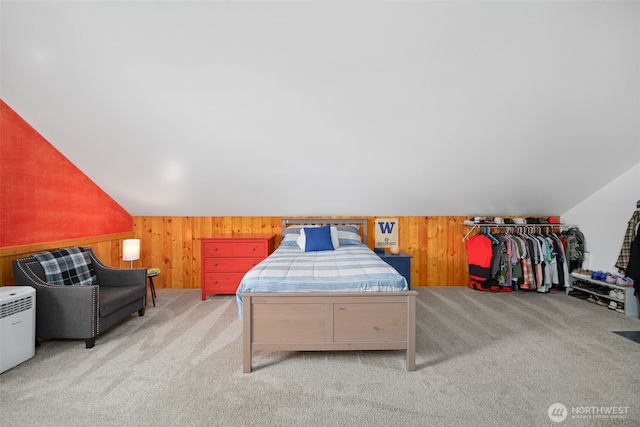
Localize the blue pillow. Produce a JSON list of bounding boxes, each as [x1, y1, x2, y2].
[[302, 225, 334, 252]]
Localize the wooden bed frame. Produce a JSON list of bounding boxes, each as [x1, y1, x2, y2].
[[241, 218, 417, 373]]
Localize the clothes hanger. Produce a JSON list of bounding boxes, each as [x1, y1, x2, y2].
[[484, 226, 499, 244]]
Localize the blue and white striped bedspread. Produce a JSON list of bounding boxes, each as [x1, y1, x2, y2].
[[235, 243, 409, 318]]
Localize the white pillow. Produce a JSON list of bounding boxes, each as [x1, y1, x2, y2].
[[330, 227, 340, 248], [297, 226, 339, 251]]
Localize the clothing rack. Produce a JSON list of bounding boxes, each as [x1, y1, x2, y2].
[[464, 223, 583, 293], [462, 223, 574, 242]]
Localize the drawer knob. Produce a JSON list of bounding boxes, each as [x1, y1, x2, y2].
[[251, 247, 256, 251]]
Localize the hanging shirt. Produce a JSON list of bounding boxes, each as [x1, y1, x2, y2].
[[615, 211, 640, 273], [465, 234, 494, 281]]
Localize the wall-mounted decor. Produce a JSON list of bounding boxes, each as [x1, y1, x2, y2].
[[374, 218, 398, 248]]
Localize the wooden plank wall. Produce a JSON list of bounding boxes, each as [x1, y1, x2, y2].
[[0, 232, 134, 285], [130, 216, 471, 290], [0, 216, 471, 288]]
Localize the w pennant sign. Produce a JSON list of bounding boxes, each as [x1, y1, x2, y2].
[[374, 218, 399, 248]]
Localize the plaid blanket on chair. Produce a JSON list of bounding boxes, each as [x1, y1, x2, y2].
[[33, 247, 97, 286]]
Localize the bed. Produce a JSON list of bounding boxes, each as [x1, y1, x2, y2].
[[237, 218, 417, 373]]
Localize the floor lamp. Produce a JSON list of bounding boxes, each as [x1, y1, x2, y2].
[[122, 239, 140, 268]]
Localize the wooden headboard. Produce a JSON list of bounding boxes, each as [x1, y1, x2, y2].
[[281, 218, 368, 243]]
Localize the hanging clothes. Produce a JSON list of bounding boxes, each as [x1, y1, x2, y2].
[[625, 232, 640, 297], [518, 235, 536, 291], [563, 228, 586, 272], [465, 233, 494, 281], [465, 232, 511, 292], [614, 210, 640, 297], [615, 210, 640, 273], [464, 226, 579, 292]]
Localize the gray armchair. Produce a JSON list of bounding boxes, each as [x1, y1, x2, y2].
[[12, 247, 147, 348]]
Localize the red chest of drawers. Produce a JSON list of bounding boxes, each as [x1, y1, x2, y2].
[[200, 235, 276, 300]]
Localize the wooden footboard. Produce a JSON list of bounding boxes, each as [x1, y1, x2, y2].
[[242, 291, 417, 372]]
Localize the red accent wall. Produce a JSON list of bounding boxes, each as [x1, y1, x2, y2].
[[0, 100, 132, 247]]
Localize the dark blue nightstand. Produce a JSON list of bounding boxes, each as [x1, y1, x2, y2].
[[378, 252, 412, 289]]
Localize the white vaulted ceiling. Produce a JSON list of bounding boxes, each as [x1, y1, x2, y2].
[[2, 1, 639, 216]]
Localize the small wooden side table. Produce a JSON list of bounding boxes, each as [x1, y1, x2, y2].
[[147, 268, 160, 307]]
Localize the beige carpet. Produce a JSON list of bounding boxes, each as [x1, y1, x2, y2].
[[1, 287, 639, 427]]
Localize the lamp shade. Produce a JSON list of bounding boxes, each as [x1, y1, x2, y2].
[[122, 239, 140, 261]]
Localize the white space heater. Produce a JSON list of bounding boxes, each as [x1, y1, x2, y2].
[[0, 286, 36, 374]]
